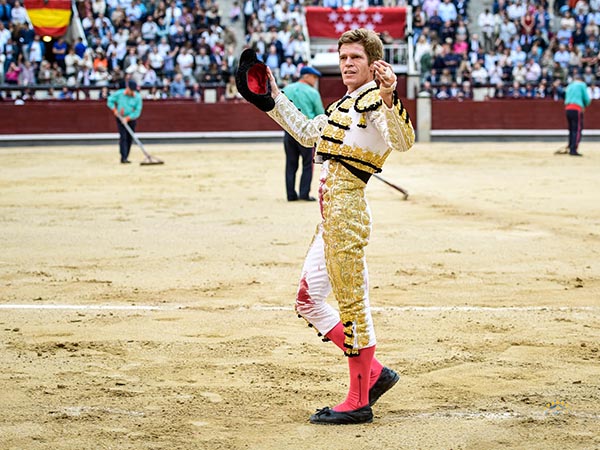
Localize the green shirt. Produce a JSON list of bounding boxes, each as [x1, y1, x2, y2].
[[107, 89, 143, 120], [564, 80, 591, 110], [282, 81, 324, 119]]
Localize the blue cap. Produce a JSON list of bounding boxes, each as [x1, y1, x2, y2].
[[300, 66, 322, 77]]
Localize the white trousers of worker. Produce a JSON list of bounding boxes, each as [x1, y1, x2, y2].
[[295, 223, 376, 349]]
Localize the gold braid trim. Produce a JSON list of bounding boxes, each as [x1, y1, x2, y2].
[[354, 87, 382, 112], [322, 161, 372, 356], [317, 140, 390, 173]]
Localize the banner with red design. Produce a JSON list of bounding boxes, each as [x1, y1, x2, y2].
[[305, 6, 406, 40], [24, 0, 72, 37]]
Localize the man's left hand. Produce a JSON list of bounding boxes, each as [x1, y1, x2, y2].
[[374, 60, 397, 108]]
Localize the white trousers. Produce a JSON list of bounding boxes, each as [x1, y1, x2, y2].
[[295, 161, 376, 352]]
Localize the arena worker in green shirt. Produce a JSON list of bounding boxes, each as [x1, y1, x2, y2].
[[563, 74, 591, 157], [107, 80, 143, 164], [281, 66, 325, 201]]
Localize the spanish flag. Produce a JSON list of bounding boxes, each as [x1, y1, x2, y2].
[[24, 0, 72, 38]]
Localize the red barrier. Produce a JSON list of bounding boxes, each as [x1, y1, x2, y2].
[[432, 99, 599, 130]]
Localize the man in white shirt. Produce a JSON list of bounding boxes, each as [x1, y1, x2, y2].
[[176, 47, 195, 82], [478, 8, 495, 52]]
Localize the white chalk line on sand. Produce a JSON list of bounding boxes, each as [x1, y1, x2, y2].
[[251, 305, 599, 313], [0, 304, 178, 311], [0, 304, 597, 313], [389, 410, 600, 421]]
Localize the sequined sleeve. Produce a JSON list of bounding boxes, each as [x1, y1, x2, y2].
[[267, 94, 327, 147], [369, 93, 415, 152]]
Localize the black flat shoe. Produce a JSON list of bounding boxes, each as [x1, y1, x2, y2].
[[569, 152, 583, 157], [369, 367, 400, 406], [299, 196, 316, 201], [309, 405, 373, 425]]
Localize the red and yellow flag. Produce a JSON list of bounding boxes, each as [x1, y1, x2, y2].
[[24, 0, 72, 38]]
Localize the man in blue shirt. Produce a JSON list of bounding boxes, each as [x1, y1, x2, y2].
[[107, 80, 143, 164]]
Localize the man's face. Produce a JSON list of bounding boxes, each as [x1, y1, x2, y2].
[[339, 42, 374, 93]]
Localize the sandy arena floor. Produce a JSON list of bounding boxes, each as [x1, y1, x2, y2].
[[1, 141, 599, 450]]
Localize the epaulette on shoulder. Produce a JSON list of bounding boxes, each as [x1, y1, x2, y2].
[[325, 100, 337, 116], [354, 87, 382, 113]]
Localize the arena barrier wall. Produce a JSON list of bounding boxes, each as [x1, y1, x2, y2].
[[0, 75, 597, 143]]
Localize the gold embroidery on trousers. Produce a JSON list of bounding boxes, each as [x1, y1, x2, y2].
[[321, 161, 372, 355]]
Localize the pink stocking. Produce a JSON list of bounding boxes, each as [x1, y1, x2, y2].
[[333, 346, 375, 411], [325, 322, 383, 389]]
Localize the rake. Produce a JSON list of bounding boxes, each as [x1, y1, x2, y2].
[[117, 115, 164, 166]]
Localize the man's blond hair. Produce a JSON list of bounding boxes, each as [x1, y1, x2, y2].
[[337, 28, 384, 64]]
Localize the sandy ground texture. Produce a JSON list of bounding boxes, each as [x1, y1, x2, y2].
[[1, 140, 599, 450]]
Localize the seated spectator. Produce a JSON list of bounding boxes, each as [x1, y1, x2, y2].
[[510, 44, 527, 65], [427, 10, 444, 38], [488, 61, 504, 85], [264, 43, 281, 74], [554, 43, 571, 68], [524, 58, 542, 82], [141, 63, 158, 87], [494, 82, 506, 98], [507, 80, 526, 98], [471, 61, 489, 85], [37, 60, 53, 85], [4, 61, 21, 84], [170, 73, 187, 97], [548, 79, 565, 100], [223, 74, 242, 101], [19, 60, 36, 85], [555, 23, 572, 46], [435, 83, 452, 99], [534, 78, 548, 98], [201, 62, 223, 84], [10, 0, 27, 25], [523, 81, 535, 98], [90, 65, 112, 86], [279, 55, 296, 83]]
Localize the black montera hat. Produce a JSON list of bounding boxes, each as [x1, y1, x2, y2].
[[235, 48, 275, 112]]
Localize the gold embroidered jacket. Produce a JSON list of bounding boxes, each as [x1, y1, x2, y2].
[[267, 80, 415, 175]]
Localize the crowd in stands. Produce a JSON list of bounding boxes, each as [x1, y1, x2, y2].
[[1, 0, 600, 101], [0, 0, 247, 101], [414, 0, 600, 100]]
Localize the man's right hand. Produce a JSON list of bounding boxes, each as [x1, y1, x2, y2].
[[266, 67, 281, 99]]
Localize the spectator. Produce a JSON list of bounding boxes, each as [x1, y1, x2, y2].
[[279, 55, 297, 83], [224, 74, 242, 101], [74, 37, 87, 58], [28, 35, 45, 70], [19, 60, 36, 85], [554, 43, 571, 68], [170, 72, 186, 97], [64, 47, 81, 85], [438, 0, 458, 24], [471, 61, 489, 85], [479, 8, 495, 53], [52, 38, 68, 72], [10, 0, 27, 25], [0, 0, 11, 26], [141, 16, 159, 42], [148, 45, 164, 76], [176, 47, 195, 83]]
